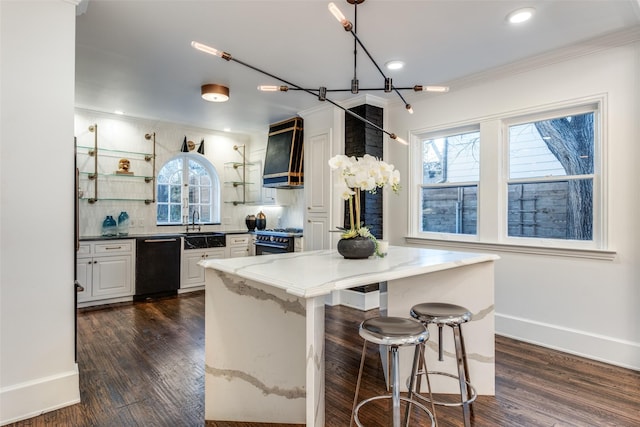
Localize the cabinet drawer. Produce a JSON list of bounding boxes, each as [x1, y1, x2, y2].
[[77, 243, 92, 256], [227, 235, 250, 246], [94, 241, 133, 255]]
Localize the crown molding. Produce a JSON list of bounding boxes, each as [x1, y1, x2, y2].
[[445, 26, 640, 92]]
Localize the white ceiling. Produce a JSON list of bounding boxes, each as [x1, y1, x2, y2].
[[75, 0, 640, 137]]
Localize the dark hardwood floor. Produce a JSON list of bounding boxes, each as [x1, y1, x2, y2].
[[8, 292, 640, 426]]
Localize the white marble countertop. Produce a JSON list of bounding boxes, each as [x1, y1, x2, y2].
[[200, 246, 499, 298]]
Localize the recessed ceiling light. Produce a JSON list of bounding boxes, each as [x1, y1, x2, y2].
[[385, 60, 405, 71], [114, 110, 124, 115], [507, 7, 535, 24], [223, 128, 231, 132]]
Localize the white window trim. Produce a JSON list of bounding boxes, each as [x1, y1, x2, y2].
[[156, 153, 221, 225], [409, 123, 482, 243], [407, 94, 613, 259]]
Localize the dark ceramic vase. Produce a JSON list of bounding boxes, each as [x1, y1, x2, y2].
[[245, 215, 256, 231], [337, 236, 376, 259], [256, 211, 267, 230]]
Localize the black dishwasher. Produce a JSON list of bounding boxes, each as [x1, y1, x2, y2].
[[135, 236, 181, 300]]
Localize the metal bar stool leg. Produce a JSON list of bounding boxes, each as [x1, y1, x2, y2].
[[351, 339, 368, 427], [353, 317, 436, 427], [391, 346, 401, 426], [458, 324, 474, 418], [453, 325, 471, 427], [404, 345, 421, 426], [420, 344, 438, 427]]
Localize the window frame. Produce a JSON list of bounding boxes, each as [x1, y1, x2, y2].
[[408, 96, 609, 256], [501, 103, 602, 249], [411, 124, 481, 241], [156, 153, 221, 226]]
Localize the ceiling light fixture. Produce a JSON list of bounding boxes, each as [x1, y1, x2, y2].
[[192, 0, 450, 145], [507, 7, 535, 24], [201, 84, 229, 102]]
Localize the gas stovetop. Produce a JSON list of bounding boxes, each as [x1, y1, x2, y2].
[[254, 228, 303, 238]]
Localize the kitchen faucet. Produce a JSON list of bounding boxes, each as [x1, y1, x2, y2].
[[186, 210, 201, 233]]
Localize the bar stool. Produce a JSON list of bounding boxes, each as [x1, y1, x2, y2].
[[351, 316, 437, 427], [408, 303, 477, 427]]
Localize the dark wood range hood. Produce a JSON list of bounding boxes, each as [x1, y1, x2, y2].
[[263, 117, 303, 188]]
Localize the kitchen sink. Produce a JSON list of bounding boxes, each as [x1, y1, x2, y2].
[[183, 232, 226, 250]]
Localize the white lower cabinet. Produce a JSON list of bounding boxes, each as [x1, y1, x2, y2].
[[181, 248, 225, 290], [226, 234, 251, 258], [77, 240, 135, 306]]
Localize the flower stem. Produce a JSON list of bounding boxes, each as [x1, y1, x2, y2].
[[349, 193, 355, 231], [354, 188, 361, 230]]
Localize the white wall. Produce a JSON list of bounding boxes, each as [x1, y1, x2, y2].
[[0, 1, 81, 424], [387, 41, 640, 369]]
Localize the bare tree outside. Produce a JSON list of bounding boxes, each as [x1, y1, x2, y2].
[[534, 113, 594, 240]]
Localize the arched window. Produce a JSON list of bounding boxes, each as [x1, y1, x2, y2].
[[156, 154, 220, 225]]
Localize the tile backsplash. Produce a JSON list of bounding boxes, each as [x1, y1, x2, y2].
[[75, 109, 304, 237]]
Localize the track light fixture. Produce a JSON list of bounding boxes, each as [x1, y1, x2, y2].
[[192, 0, 449, 145]]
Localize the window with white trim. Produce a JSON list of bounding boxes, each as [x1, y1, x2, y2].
[[411, 100, 603, 250], [156, 154, 221, 225], [417, 126, 480, 235], [506, 107, 596, 241]]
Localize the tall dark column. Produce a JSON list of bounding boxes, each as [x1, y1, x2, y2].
[[344, 104, 384, 239]]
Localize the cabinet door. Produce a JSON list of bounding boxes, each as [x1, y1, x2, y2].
[[92, 255, 132, 298], [182, 251, 207, 288], [229, 246, 249, 258], [305, 131, 330, 213], [305, 215, 330, 251], [76, 257, 93, 303], [182, 249, 226, 289]]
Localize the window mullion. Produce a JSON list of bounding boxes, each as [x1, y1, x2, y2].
[[182, 158, 190, 224], [477, 120, 502, 243]]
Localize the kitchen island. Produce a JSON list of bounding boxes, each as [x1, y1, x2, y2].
[[200, 246, 499, 426]]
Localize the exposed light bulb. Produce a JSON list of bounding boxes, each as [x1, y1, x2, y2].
[[191, 41, 231, 60], [191, 41, 221, 57], [258, 85, 288, 92], [328, 2, 352, 31], [390, 134, 408, 145], [405, 104, 414, 114], [414, 85, 450, 93]]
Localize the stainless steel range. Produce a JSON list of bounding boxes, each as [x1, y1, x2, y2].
[[254, 228, 303, 255]]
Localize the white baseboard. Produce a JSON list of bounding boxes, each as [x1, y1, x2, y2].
[[496, 313, 640, 371], [326, 289, 380, 311], [0, 364, 81, 426]]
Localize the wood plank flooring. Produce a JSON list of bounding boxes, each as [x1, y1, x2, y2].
[[7, 291, 640, 426]]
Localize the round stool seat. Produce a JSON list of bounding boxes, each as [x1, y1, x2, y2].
[[359, 317, 429, 347], [410, 302, 472, 326]]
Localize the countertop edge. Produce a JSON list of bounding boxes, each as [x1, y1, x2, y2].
[[200, 248, 500, 298]]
